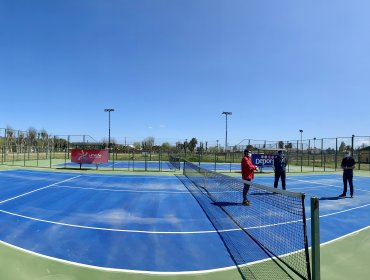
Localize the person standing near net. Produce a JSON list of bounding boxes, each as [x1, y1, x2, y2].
[[241, 149, 258, 205], [273, 150, 288, 190], [339, 151, 356, 198]]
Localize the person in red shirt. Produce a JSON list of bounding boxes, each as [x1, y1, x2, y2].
[[241, 149, 258, 205]]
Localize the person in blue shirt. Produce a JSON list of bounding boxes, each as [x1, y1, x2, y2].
[[339, 151, 356, 198], [273, 150, 288, 190]]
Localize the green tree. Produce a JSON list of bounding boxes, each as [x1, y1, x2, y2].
[[142, 137, 155, 150], [338, 141, 347, 152], [285, 142, 293, 149], [133, 142, 141, 150], [27, 127, 37, 147], [188, 138, 198, 152], [278, 141, 284, 149], [161, 142, 171, 150], [6, 125, 14, 153]]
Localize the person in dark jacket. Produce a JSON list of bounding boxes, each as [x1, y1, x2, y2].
[[273, 150, 287, 190], [241, 149, 258, 205], [339, 151, 356, 198]]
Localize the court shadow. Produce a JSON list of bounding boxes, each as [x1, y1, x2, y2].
[[56, 167, 92, 171], [212, 201, 242, 207], [319, 196, 344, 201]]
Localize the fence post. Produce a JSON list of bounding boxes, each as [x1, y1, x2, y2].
[[308, 139, 311, 166], [296, 140, 299, 166], [214, 153, 217, 171], [112, 149, 115, 171], [335, 138, 338, 171], [64, 146, 67, 168], [321, 139, 323, 168], [49, 145, 52, 168]]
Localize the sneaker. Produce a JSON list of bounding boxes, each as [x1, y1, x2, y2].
[[339, 193, 346, 198], [350, 195, 353, 198], [243, 200, 250, 206]]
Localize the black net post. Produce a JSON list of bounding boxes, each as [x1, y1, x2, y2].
[[311, 197, 321, 280]]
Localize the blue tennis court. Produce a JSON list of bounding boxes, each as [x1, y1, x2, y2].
[[254, 174, 370, 245], [0, 170, 368, 275], [55, 160, 275, 173], [55, 161, 173, 171]]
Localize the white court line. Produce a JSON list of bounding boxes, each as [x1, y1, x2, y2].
[[318, 202, 370, 218], [0, 237, 308, 275], [0, 175, 82, 204], [0, 238, 273, 275], [0, 209, 231, 234], [288, 177, 370, 193], [56, 185, 239, 195], [0, 208, 302, 234], [287, 178, 341, 188], [321, 225, 370, 247], [4, 169, 178, 180], [83, 174, 179, 180], [56, 185, 191, 194]]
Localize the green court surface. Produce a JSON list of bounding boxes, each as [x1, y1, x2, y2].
[[320, 226, 370, 280], [0, 229, 369, 280], [0, 241, 242, 280]]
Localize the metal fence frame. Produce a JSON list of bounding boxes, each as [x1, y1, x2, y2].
[[1, 131, 370, 173]]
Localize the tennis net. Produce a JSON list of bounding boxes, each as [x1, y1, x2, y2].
[[183, 160, 311, 280], [169, 155, 181, 170]]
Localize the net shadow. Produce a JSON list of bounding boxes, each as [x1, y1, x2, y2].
[[177, 174, 305, 280]]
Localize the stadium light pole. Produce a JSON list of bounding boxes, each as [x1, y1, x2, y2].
[[104, 108, 115, 150], [222, 112, 232, 152], [299, 130, 303, 172]]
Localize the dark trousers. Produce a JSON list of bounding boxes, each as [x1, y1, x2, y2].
[[243, 179, 251, 201], [274, 171, 286, 190], [343, 171, 354, 196]]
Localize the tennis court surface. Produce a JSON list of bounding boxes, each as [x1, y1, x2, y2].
[[0, 169, 369, 279]]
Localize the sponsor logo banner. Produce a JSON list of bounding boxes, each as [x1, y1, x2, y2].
[[252, 154, 276, 167], [71, 149, 109, 164]]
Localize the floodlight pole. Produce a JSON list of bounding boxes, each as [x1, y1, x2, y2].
[[104, 108, 115, 150], [222, 112, 232, 152]]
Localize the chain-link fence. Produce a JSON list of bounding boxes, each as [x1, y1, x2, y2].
[[233, 135, 370, 172], [1, 129, 370, 173]]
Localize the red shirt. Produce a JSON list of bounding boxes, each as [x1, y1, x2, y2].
[[241, 156, 257, 180]]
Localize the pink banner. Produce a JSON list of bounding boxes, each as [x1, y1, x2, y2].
[[71, 149, 109, 164]]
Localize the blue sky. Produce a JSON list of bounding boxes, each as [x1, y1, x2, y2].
[[1, 0, 370, 146]]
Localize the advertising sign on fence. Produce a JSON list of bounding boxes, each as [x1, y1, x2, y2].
[[71, 149, 109, 164], [252, 154, 277, 167]]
